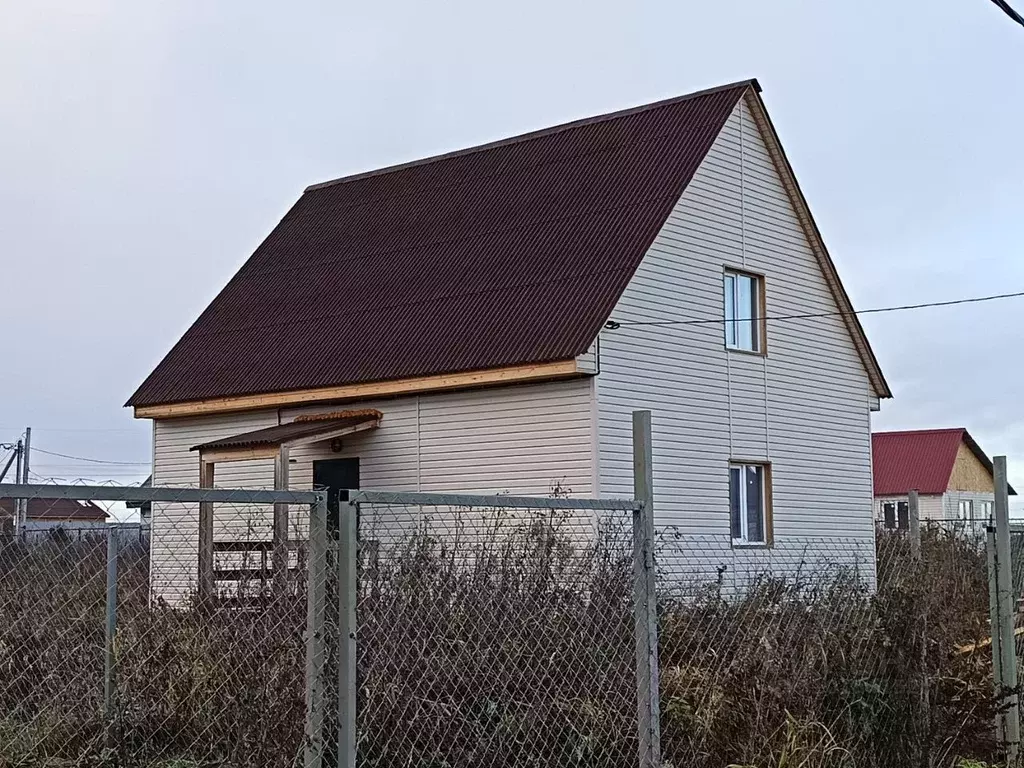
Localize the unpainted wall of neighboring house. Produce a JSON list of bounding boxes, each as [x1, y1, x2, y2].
[[594, 94, 877, 586], [150, 378, 596, 602], [949, 442, 995, 494]]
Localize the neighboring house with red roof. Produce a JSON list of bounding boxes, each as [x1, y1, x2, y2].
[[872, 428, 1014, 529], [126, 80, 890, 599], [0, 497, 108, 541]]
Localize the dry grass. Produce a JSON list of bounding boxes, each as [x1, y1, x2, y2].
[[0, 522, 1003, 768]]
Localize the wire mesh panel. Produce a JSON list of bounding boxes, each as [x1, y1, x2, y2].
[[655, 525, 997, 768], [349, 496, 644, 768], [0, 531, 112, 762], [0, 484, 322, 768]]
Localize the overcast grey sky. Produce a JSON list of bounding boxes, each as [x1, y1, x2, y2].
[[1, 1, 1022, 497]]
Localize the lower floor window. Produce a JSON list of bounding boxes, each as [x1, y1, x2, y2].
[[982, 501, 994, 521], [730, 462, 770, 544], [881, 501, 909, 530], [957, 499, 975, 522]]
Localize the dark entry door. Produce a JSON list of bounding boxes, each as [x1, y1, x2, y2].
[[313, 457, 359, 535]]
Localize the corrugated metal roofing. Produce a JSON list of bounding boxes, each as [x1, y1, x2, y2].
[[0, 498, 108, 521], [127, 81, 753, 408], [872, 428, 1014, 496], [192, 411, 381, 452]]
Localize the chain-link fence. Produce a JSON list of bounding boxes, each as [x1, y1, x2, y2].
[[346, 492, 644, 768], [0, 484, 323, 768], [0, 480, 1018, 768], [655, 525, 997, 768]]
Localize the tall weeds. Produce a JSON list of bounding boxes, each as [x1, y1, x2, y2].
[[0, 522, 1002, 767]]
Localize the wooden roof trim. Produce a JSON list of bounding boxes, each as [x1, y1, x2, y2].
[[293, 408, 383, 423], [742, 89, 892, 399], [133, 359, 584, 419]]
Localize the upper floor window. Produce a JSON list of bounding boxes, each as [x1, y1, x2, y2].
[[730, 462, 771, 545], [724, 270, 764, 353]]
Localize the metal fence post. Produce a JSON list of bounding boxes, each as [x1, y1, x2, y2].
[[337, 500, 358, 768], [104, 523, 119, 748], [908, 489, 921, 560], [994, 456, 1020, 764], [987, 527, 1005, 744], [305, 492, 328, 768], [632, 410, 662, 768]]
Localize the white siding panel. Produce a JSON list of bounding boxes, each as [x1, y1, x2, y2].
[[150, 379, 596, 600], [940, 490, 995, 522], [151, 411, 279, 604], [596, 96, 876, 580]]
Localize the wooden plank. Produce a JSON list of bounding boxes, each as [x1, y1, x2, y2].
[[213, 540, 275, 553], [198, 460, 215, 603], [199, 445, 279, 463], [134, 360, 584, 418], [273, 446, 290, 596]]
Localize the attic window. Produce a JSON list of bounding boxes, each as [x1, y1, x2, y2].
[[724, 270, 764, 353]]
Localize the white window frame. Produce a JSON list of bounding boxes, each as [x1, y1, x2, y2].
[[982, 501, 994, 521], [730, 462, 770, 545], [724, 269, 763, 353], [957, 499, 974, 522]]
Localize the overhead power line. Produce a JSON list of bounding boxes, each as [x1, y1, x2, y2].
[[607, 289, 1024, 329], [990, 0, 1024, 28], [31, 447, 150, 466], [0, 426, 138, 433]]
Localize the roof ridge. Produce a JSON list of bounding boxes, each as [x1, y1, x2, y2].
[[874, 428, 966, 436], [304, 79, 759, 193]]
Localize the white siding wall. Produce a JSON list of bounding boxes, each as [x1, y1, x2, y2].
[[149, 379, 595, 599], [151, 411, 278, 602], [874, 494, 943, 525], [941, 490, 995, 522], [595, 96, 877, 584], [874, 492, 995, 525]]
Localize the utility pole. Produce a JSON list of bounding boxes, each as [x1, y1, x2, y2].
[[14, 438, 23, 533], [18, 428, 31, 534], [0, 442, 19, 483]]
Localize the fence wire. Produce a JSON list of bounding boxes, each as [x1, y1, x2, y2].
[[656, 524, 996, 768], [349, 500, 642, 767], [0, 485, 1014, 768], [1, 486, 319, 768]]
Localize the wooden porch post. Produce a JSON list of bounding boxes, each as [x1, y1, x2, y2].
[[198, 459, 215, 603], [273, 445, 290, 595]]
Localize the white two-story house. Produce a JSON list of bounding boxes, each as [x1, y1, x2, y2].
[[127, 79, 890, 600]]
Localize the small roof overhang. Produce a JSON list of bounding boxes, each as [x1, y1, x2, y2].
[[191, 409, 382, 463]]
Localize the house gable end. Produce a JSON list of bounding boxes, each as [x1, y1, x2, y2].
[[741, 90, 889, 398], [594, 95, 877, 545], [947, 440, 996, 493]]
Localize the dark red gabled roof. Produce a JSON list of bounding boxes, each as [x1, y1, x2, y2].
[[872, 428, 1015, 496], [0, 498, 108, 521], [127, 81, 753, 408]]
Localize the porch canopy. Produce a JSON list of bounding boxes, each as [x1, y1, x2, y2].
[[187, 409, 381, 599], [191, 409, 382, 463]]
